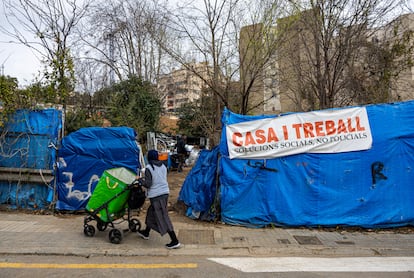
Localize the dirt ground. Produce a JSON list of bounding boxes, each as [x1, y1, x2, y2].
[[167, 167, 189, 204]]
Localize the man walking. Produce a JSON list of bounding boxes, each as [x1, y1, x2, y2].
[[176, 135, 187, 172]]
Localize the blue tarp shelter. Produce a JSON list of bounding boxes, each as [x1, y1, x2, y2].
[[178, 146, 220, 220], [179, 100, 414, 228], [55, 127, 141, 211], [0, 109, 62, 209]]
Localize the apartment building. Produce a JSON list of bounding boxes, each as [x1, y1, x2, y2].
[[240, 11, 414, 114], [239, 23, 281, 115], [157, 62, 211, 115]]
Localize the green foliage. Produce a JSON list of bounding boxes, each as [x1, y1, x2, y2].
[[355, 26, 414, 105], [65, 110, 103, 135], [176, 92, 214, 139], [19, 81, 57, 107], [176, 103, 203, 137], [0, 75, 18, 103], [97, 76, 161, 140], [43, 48, 76, 105], [0, 75, 19, 126]]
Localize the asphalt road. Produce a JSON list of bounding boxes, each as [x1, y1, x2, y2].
[[1, 254, 413, 278]]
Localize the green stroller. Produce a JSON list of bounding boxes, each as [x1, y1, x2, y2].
[[83, 167, 146, 244]]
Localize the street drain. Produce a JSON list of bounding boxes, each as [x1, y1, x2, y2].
[[178, 229, 215, 244], [277, 239, 291, 244], [293, 235, 323, 245]]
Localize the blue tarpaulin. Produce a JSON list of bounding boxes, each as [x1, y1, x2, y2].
[[0, 109, 62, 209], [0, 109, 61, 169], [178, 146, 219, 220], [55, 127, 140, 211], [179, 100, 414, 228]]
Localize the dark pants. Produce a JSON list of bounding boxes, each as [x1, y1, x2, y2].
[[178, 153, 187, 171]]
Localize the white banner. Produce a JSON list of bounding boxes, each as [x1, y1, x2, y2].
[[226, 107, 372, 159]]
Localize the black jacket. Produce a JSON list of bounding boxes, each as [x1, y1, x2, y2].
[[176, 138, 186, 154]]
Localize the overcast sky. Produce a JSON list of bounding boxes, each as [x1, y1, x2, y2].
[[0, 2, 43, 86], [0, 43, 42, 85]]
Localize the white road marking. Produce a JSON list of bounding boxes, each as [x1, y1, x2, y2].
[[208, 257, 414, 272]]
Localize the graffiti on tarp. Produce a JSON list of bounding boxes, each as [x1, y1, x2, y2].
[[246, 160, 278, 172], [59, 157, 99, 201], [371, 161, 387, 188], [62, 171, 99, 201]]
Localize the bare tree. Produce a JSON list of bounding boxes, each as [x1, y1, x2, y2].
[[76, 0, 172, 85], [354, 13, 414, 104], [152, 0, 293, 145], [278, 0, 411, 111], [1, 0, 90, 108]]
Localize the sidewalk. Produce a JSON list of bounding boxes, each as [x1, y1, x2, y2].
[[1, 210, 413, 258]]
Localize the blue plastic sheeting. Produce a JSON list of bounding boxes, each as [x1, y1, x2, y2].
[[55, 127, 141, 211], [3, 108, 62, 136], [217, 101, 414, 228], [0, 109, 62, 169], [178, 146, 219, 220], [0, 182, 50, 209], [0, 109, 62, 209]]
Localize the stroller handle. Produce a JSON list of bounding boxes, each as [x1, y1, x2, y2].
[[129, 178, 144, 189]]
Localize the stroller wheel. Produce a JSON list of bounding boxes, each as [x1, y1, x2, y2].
[[109, 228, 123, 244], [84, 225, 95, 237], [97, 221, 108, 231], [129, 218, 141, 232]]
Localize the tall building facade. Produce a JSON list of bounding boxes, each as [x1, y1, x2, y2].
[[239, 24, 281, 115], [157, 62, 211, 115], [377, 13, 414, 101], [239, 11, 414, 114]]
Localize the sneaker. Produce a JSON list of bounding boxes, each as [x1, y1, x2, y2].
[[165, 241, 181, 249], [137, 230, 149, 240]]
